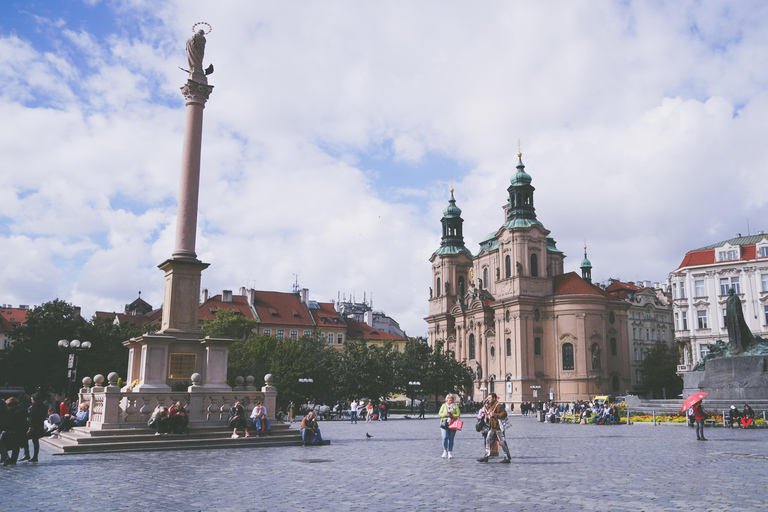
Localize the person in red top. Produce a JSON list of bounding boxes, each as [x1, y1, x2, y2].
[[59, 398, 70, 419], [693, 401, 707, 441]]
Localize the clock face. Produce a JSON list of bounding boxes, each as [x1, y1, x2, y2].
[[468, 267, 475, 284]]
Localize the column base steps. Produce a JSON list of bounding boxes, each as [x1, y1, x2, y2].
[[40, 423, 325, 455]]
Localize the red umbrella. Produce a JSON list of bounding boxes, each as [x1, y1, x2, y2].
[[681, 392, 707, 413]]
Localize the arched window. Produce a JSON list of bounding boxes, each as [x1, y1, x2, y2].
[[445, 282, 450, 295], [458, 276, 465, 296], [534, 337, 542, 356], [490, 345, 495, 359], [506, 338, 511, 356], [562, 342, 574, 370], [436, 277, 441, 297], [505, 310, 510, 322], [610, 338, 617, 356], [530, 253, 539, 277], [469, 334, 475, 360], [612, 375, 620, 392], [489, 377, 495, 394], [483, 268, 489, 288], [505, 255, 511, 278]]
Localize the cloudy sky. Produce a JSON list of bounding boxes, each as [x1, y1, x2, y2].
[[2, 1, 768, 336]]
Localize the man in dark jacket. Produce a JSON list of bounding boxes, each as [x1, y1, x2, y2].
[[25, 393, 47, 462], [0, 398, 9, 464], [3, 397, 29, 466]]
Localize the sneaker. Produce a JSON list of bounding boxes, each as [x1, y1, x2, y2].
[[19, 456, 30, 462], [500, 457, 511, 464], [245, 433, 250, 438], [442, 450, 448, 458], [28, 458, 38, 463], [231, 434, 239, 438], [447, 452, 453, 459], [476, 456, 489, 463], [155, 432, 161, 436]]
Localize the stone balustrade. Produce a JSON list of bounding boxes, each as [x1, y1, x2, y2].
[[78, 373, 277, 430]]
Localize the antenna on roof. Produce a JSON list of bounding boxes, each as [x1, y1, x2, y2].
[[747, 218, 750, 236], [292, 274, 299, 293]]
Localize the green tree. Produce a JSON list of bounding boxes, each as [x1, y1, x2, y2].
[[202, 308, 258, 339], [422, 339, 474, 411], [336, 339, 398, 402], [77, 316, 158, 383], [639, 340, 683, 399]]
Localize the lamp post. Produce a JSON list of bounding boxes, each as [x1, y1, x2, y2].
[[57, 339, 92, 402], [480, 386, 488, 400], [408, 381, 421, 413]]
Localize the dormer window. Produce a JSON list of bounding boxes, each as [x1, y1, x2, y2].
[[718, 244, 740, 262], [761, 247, 768, 258], [321, 318, 327, 324], [268, 308, 278, 317]]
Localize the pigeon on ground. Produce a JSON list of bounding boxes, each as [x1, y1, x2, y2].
[[366, 433, 373, 438]]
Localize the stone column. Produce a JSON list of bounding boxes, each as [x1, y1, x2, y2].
[[262, 374, 277, 422], [201, 337, 235, 390], [173, 80, 213, 260]]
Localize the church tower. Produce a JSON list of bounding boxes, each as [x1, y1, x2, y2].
[[506, 154, 538, 225], [427, 185, 473, 345], [581, 242, 593, 284]]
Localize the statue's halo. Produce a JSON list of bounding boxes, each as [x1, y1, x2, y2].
[[192, 22, 212, 35]]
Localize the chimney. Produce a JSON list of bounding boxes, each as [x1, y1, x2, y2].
[[300, 288, 309, 305], [238, 286, 246, 296], [202, 288, 209, 302], [759, 230, 765, 235], [19, 305, 29, 310], [247, 288, 256, 306], [365, 310, 373, 327], [222, 290, 233, 303], [736, 233, 741, 238]]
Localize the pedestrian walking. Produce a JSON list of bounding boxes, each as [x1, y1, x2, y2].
[[350, 400, 358, 424], [289, 401, 296, 423], [477, 393, 511, 463], [693, 401, 707, 441], [26, 393, 47, 462], [418, 400, 426, 419], [439, 393, 460, 459]]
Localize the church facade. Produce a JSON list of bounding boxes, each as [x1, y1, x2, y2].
[[425, 154, 631, 405]]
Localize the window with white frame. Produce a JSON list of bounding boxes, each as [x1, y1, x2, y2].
[[646, 328, 649, 340], [636, 370, 643, 383], [632, 327, 637, 339], [337, 333, 343, 344], [697, 310, 708, 329], [679, 282, 686, 299], [694, 280, 705, 297], [722, 308, 727, 327], [682, 311, 688, 330], [675, 313, 679, 330], [264, 329, 271, 335], [304, 330, 311, 337], [761, 246, 768, 258], [720, 276, 740, 295], [276, 329, 284, 338], [765, 305, 768, 325], [718, 249, 739, 261], [290, 330, 298, 339], [762, 274, 768, 293]]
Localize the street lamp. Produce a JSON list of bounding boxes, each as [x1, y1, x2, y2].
[[408, 381, 421, 413], [480, 386, 488, 399], [58, 339, 92, 401]]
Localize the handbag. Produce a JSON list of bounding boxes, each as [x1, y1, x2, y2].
[[440, 418, 450, 429], [475, 418, 486, 432], [448, 418, 463, 431]]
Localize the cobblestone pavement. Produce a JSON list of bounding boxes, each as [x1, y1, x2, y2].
[[1, 415, 767, 511]]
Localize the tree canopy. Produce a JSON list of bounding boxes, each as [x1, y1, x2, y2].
[[639, 340, 683, 399]]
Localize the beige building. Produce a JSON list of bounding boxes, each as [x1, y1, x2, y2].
[[425, 154, 631, 405]]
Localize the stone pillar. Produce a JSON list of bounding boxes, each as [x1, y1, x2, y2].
[[173, 80, 213, 260], [262, 374, 277, 421], [135, 334, 174, 391], [123, 338, 143, 388], [201, 337, 235, 390], [187, 373, 206, 424]]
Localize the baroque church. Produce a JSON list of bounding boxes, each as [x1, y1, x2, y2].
[[425, 152, 631, 405]]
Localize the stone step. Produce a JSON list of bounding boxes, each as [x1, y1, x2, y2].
[[41, 423, 308, 454]]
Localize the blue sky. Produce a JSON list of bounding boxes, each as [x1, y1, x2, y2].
[[1, 1, 768, 335]]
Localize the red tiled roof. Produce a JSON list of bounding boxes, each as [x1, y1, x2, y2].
[[309, 302, 346, 328], [553, 272, 619, 300], [676, 249, 715, 270], [676, 244, 759, 271], [345, 318, 405, 341], [249, 291, 314, 327], [198, 294, 255, 321], [605, 280, 645, 300], [0, 308, 29, 326]]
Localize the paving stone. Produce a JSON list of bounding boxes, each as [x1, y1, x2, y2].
[[0, 416, 766, 511]]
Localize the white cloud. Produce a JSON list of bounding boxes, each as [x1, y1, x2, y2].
[[2, 1, 768, 336]]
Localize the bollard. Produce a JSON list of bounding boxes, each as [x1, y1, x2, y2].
[[626, 408, 630, 426], [723, 410, 727, 428], [653, 410, 656, 425]]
